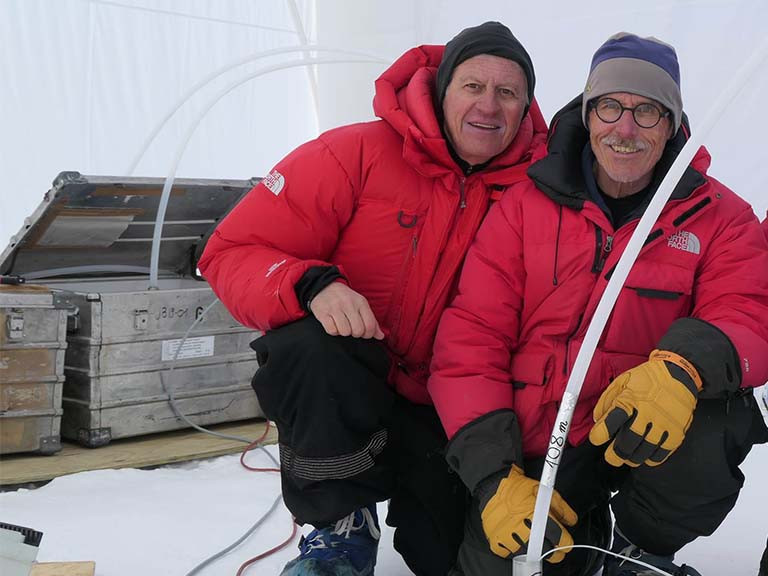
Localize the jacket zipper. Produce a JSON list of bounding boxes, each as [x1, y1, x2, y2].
[[398, 173, 474, 356], [591, 224, 614, 273], [600, 234, 613, 271], [567, 224, 610, 373], [564, 227, 610, 373], [388, 241, 417, 354], [591, 226, 602, 272], [389, 229, 420, 353]]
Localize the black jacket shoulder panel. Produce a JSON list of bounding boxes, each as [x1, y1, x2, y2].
[[527, 95, 588, 209]]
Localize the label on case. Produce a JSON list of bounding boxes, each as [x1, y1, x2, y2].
[[162, 336, 214, 361]]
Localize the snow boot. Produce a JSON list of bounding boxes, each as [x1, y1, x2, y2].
[[603, 530, 702, 576], [279, 505, 380, 576]]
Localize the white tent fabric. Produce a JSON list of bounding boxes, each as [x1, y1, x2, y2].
[[1, 0, 321, 247], [2, 0, 768, 248]]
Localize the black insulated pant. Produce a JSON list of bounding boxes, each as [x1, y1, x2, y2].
[[454, 392, 768, 576], [251, 317, 467, 576]]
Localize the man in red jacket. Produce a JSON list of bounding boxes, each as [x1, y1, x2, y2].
[[199, 22, 547, 576], [429, 33, 768, 576], [760, 213, 768, 576]]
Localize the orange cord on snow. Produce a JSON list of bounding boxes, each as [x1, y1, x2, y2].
[[235, 518, 299, 576], [235, 419, 300, 575], [239, 419, 281, 472]]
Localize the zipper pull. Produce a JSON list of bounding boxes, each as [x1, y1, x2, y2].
[[597, 234, 614, 272], [459, 178, 467, 209], [594, 232, 614, 273]]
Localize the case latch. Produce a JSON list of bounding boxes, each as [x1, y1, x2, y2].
[[66, 310, 80, 333], [6, 312, 24, 339], [133, 310, 149, 330], [133, 309, 149, 331]]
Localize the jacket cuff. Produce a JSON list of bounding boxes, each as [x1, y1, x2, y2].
[[474, 469, 509, 510], [294, 265, 345, 312], [445, 409, 522, 494], [658, 317, 742, 398]]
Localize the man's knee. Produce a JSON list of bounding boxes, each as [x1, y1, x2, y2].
[[251, 316, 341, 366], [613, 395, 762, 553], [251, 317, 391, 415]]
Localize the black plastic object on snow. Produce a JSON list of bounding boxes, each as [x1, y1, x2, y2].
[[0, 522, 43, 547]]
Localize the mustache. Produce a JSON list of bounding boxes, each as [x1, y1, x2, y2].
[[600, 136, 648, 150]]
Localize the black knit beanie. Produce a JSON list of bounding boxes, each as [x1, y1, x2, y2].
[[436, 21, 535, 109]]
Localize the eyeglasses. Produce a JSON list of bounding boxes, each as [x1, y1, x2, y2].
[[591, 97, 670, 129]]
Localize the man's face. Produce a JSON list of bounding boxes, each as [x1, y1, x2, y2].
[[442, 54, 528, 166], [589, 92, 673, 196]]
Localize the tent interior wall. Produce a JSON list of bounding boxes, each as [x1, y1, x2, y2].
[[2, 0, 768, 250]]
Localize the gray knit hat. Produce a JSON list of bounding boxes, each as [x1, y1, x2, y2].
[[582, 32, 682, 133]]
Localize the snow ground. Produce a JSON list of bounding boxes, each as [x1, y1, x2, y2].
[[0, 438, 765, 575]]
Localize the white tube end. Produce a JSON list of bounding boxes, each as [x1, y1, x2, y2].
[[512, 554, 543, 576]]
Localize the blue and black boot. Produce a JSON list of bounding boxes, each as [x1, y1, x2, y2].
[[280, 505, 380, 576], [603, 529, 702, 576]]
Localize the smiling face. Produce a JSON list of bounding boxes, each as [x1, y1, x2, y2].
[[588, 92, 673, 198], [441, 54, 528, 166]]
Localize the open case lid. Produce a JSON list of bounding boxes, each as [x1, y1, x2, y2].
[[0, 171, 258, 281]]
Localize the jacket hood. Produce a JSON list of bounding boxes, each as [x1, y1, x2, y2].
[[528, 94, 709, 209], [373, 45, 547, 179]]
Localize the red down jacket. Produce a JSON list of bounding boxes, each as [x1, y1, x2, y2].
[[763, 212, 768, 241], [429, 98, 768, 458], [198, 45, 548, 405]]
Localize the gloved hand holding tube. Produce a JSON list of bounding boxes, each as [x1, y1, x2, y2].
[[589, 349, 702, 467], [443, 410, 578, 565], [478, 465, 577, 563]]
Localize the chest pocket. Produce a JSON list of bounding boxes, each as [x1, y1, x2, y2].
[[602, 260, 695, 355]]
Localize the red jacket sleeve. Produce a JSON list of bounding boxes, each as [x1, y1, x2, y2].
[[691, 196, 768, 388], [198, 137, 356, 330], [428, 189, 526, 439]]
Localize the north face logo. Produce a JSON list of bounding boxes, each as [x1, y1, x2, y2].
[[667, 230, 701, 254], [263, 169, 285, 196]]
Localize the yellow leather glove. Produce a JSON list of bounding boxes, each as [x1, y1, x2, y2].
[[480, 465, 578, 563], [589, 349, 703, 467]]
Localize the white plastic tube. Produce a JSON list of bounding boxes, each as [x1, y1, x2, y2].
[[126, 46, 387, 175], [522, 33, 768, 573], [147, 55, 386, 289]]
